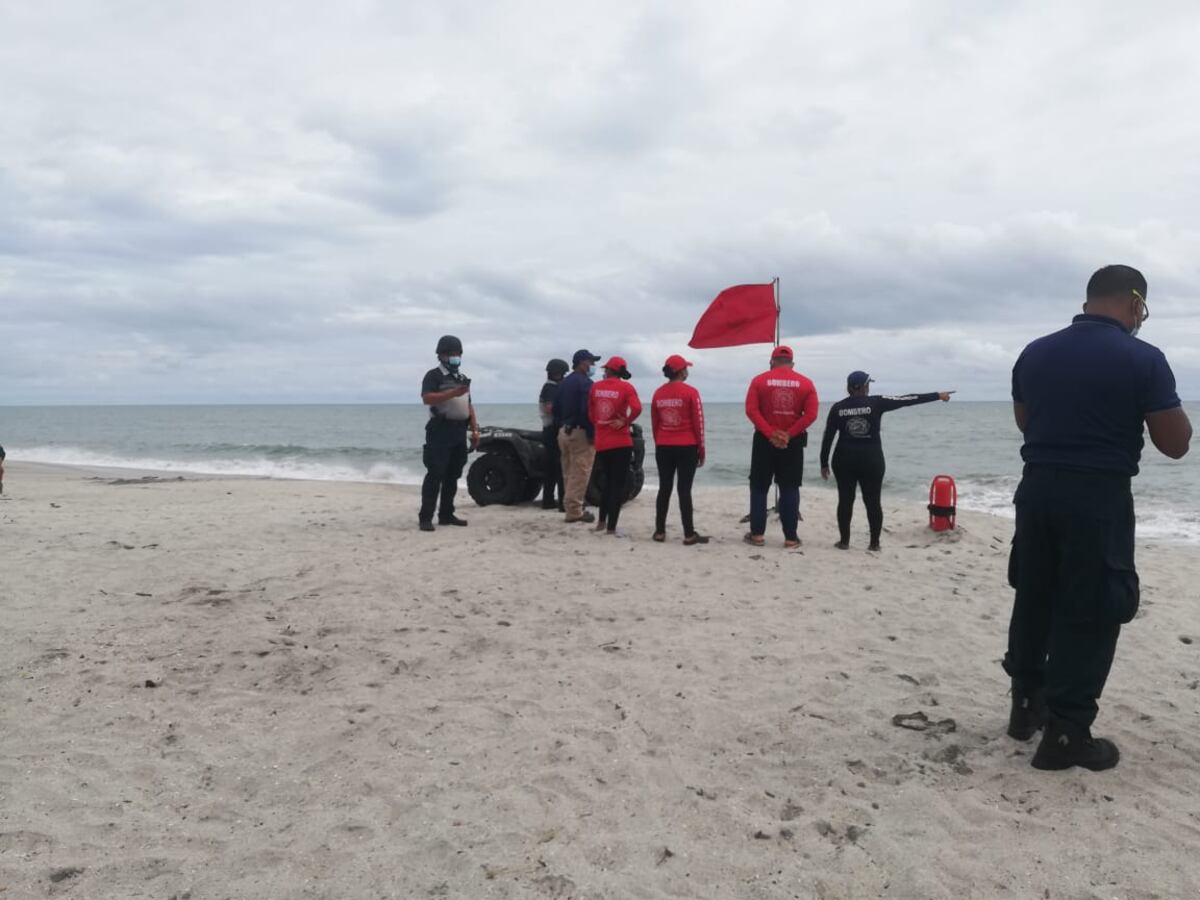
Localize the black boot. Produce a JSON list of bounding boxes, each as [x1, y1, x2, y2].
[[1007, 689, 1048, 741], [1031, 719, 1120, 771]]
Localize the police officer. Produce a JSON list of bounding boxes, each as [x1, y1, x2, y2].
[[418, 335, 480, 531], [1005, 264, 1191, 770], [539, 358, 569, 510]]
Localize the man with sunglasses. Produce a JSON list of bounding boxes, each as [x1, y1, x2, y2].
[[1004, 264, 1191, 771]]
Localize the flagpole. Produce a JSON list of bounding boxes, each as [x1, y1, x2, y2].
[[773, 276, 780, 345], [772, 276, 781, 518]]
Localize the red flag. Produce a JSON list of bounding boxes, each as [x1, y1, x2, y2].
[[688, 283, 777, 349]]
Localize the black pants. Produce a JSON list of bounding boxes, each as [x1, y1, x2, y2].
[[655, 445, 699, 536], [541, 425, 563, 508], [832, 447, 885, 544], [419, 438, 468, 523], [596, 446, 632, 531], [1003, 466, 1137, 730]]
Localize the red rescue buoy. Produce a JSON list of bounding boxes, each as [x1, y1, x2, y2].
[[928, 475, 956, 531]]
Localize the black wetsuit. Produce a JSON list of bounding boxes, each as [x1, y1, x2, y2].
[[819, 393, 939, 545]]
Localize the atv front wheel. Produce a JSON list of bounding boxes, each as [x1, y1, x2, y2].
[[467, 452, 524, 506]]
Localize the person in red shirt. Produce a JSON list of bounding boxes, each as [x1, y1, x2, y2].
[[651, 354, 709, 545], [744, 345, 819, 548], [588, 356, 643, 536]]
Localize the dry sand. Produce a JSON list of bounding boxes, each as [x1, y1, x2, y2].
[[2, 462, 1199, 899]]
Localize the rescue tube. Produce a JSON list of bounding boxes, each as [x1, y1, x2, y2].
[[928, 474, 956, 532]]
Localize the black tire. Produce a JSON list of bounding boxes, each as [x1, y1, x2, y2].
[[585, 467, 603, 507], [624, 467, 644, 502], [467, 452, 524, 506], [586, 460, 645, 507], [521, 477, 542, 502]]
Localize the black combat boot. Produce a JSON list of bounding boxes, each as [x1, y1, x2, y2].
[[1031, 719, 1120, 771], [1007, 689, 1048, 741]]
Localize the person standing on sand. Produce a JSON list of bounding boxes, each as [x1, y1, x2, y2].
[[554, 349, 602, 524], [418, 335, 480, 532], [539, 358, 569, 511], [1004, 264, 1191, 771], [588, 356, 642, 536], [0, 444, 5, 494], [819, 373, 954, 551], [651, 354, 709, 545], [743, 345, 819, 549]]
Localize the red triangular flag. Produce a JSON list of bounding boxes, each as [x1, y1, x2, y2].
[[688, 283, 777, 349]]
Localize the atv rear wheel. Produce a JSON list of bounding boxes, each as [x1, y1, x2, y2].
[[521, 477, 542, 502], [585, 460, 644, 507]]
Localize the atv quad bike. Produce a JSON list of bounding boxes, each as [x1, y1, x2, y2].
[[467, 424, 646, 507]]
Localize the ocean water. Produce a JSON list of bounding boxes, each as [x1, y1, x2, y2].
[[2, 402, 1197, 543]]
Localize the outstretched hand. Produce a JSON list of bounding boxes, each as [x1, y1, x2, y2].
[[939, 391, 956, 402]]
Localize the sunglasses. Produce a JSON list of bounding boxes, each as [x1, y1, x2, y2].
[[1132, 288, 1150, 322]]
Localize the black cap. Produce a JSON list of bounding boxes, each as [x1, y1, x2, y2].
[[572, 349, 601, 365], [436, 335, 463, 355], [546, 358, 570, 378]]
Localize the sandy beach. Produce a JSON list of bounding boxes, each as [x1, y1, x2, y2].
[[2, 461, 1199, 899]]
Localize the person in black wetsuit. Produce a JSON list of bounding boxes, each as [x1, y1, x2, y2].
[[819, 371, 953, 551]]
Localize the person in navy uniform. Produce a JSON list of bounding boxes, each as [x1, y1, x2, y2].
[[1005, 265, 1191, 771], [418, 335, 480, 531], [819, 373, 953, 551], [539, 358, 569, 511], [553, 349, 602, 524]]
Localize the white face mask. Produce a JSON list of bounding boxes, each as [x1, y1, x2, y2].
[[447, 356, 462, 367]]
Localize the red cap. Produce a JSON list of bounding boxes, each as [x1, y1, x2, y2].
[[771, 345, 793, 360], [602, 356, 628, 370], [664, 354, 693, 371]]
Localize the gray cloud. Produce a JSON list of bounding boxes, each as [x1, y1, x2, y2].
[[1, 1, 1198, 405]]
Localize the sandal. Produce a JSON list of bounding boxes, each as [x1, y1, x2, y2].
[[784, 538, 802, 549], [652, 532, 666, 543], [683, 534, 710, 545], [743, 533, 765, 547]]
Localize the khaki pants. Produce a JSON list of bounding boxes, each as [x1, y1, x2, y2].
[[558, 428, 596, 519]]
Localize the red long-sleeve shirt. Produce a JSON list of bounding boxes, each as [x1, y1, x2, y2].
[[745, 367, 819, 438], [650, 381, 704, 452], [588, 378, 643, 452]]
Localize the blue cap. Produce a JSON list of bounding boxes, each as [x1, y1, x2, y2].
[[572, 349, 601, 365], [847, 370, 872, 388]]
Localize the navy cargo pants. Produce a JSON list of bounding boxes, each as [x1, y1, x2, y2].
[[419, 423, 468, 524], [1003, 465, 1139, 730]]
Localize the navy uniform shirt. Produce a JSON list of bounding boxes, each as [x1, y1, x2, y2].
[[421, 365, 471, 442], [538, 380, 560, 428], [1012, 314, 1180, 476], [552, 371, 594, 439]]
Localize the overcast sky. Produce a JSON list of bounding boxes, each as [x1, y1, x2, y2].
[[2, 1, 1199, 404]]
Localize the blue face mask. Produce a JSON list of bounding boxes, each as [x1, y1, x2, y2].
[[447, 356, 462, 368]]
